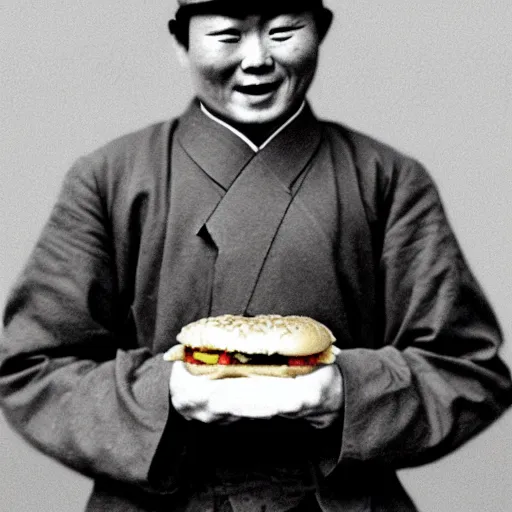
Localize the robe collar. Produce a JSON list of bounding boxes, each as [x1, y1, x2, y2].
[[200, 101, 306, 152], [175, 99, 322, 192]]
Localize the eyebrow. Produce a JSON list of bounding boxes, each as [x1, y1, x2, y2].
[[268, 23, 305, 32], [206, 19, 306, 36], [206, 28, 240, 36]]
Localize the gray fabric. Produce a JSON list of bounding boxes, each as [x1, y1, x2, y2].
[[1, 101, 510, 512]]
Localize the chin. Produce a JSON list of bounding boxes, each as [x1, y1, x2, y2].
[[227, 105, 294, 126]]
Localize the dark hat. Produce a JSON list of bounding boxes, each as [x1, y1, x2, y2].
[[170, 0, 332, 46], [177, 0, 326, 6], [176, 0, 327, 13]]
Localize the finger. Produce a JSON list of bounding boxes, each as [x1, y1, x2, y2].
[[180, 409, 240, 425], [212, 376, 308, 417], [209, 382, 280, 418], [185, 409, 220, 424], [170, 362, 218, 419], [214, 415, 241, 426], [306, 412, 339, 429]]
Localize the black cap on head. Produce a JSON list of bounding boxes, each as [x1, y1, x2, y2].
[[170, 0, 332, 47], [177, 0, 325, 7]]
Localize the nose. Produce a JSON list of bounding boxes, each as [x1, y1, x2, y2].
[[240, 34, 274, 73]]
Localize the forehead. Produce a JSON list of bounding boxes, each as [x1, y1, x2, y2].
[[189, 11, 313, 28], [179, 1, 317, 18]]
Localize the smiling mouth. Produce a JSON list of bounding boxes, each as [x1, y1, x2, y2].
[[235, 82, 280, 96]]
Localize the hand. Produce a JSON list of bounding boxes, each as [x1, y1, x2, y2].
[[169, 361, 343, 428]]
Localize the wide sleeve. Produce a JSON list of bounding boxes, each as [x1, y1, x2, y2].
[[0, 157, 180, 493], [334, 160, 512, 468]]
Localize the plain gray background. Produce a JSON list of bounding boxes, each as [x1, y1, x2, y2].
[[1, 1, 511, 510]]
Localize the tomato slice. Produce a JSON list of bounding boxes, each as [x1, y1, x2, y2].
[[288, 357, 307, 366], [288, 355, 319, 366], [306, 355, 320, 365], [218, 352, 233, 365]]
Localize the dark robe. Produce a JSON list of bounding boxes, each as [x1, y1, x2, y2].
[[0, 101, 510, 511]]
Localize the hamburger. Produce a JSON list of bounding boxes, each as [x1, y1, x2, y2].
[[163, 314, 338, 379]]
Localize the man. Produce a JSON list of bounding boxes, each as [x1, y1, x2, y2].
[[0, 0, 510, 511]]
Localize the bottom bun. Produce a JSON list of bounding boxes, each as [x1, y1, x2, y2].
[[185, 363, 320, 379]]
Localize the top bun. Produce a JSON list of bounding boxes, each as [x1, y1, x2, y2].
[[176, 314, 336, 356]]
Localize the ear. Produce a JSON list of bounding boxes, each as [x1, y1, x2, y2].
[[317, 9, 333, 43], [171, 36, 189, 68], [168, 18, 190, 67]]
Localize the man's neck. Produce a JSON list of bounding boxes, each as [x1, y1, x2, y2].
[[200, 101, 306, 152]]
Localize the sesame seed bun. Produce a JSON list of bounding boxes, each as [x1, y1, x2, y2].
[[175, 314, 335, 356], [163, 314, 337, 379]]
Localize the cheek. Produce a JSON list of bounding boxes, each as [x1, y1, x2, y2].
[[274, 41, 319, 83], [188, 45, 238, 88], [285, 51, 318, 83], [196, 64, 240, 95]]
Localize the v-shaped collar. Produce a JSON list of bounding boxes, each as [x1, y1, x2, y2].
[[175, 99, 322, 192]]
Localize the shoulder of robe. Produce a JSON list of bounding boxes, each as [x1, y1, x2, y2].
[[86, 119, 176, 173], [320, 119, 422, 177], [63, 119, 177, 200], [318, 119, 435, 228]]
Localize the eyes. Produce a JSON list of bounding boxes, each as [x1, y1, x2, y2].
[[270, 25, 306, 42], [208, 25, 305, 44]]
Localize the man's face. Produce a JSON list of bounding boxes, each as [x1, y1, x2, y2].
[[177, 11, 322, 124]]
